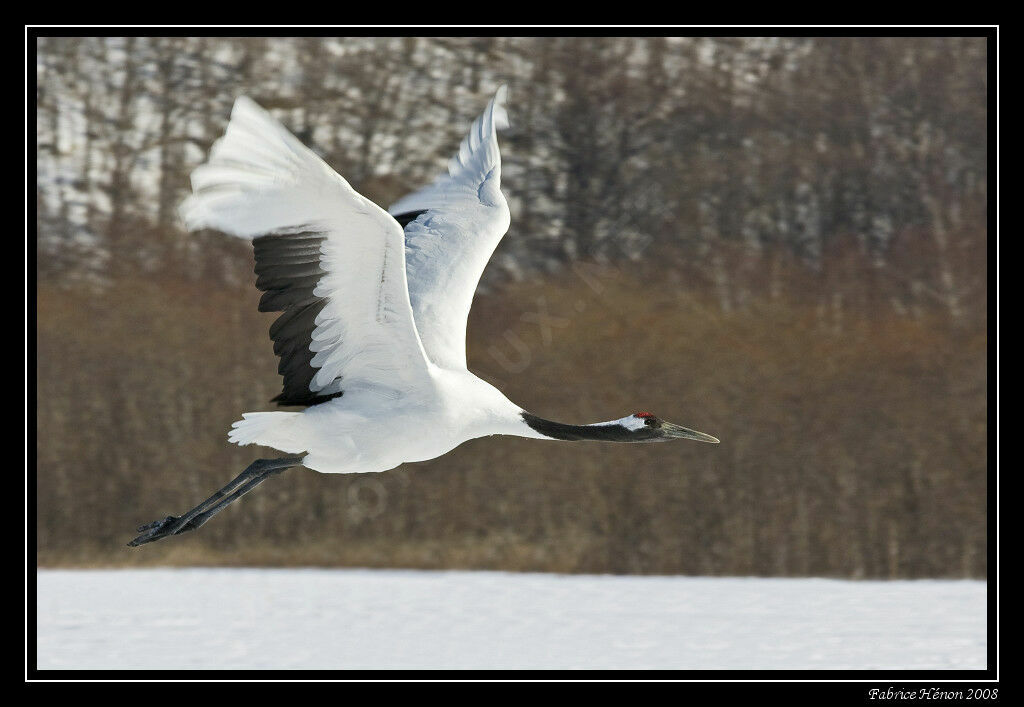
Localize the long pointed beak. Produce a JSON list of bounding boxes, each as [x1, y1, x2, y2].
[[662, 422, 720, 444]]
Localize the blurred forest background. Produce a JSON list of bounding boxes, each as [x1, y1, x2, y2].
[[35, 36, 988, 578]]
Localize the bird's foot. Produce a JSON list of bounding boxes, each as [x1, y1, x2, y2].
[[128, 515, 186, 547]]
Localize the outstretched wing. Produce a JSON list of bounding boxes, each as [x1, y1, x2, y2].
[[181, 96, 432, 406], [388, 86, 512, 370]]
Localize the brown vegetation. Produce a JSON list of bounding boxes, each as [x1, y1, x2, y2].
[[36, 244, 986, 577]]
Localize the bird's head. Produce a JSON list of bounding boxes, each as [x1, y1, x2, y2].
[[620, 412, 720, 444]]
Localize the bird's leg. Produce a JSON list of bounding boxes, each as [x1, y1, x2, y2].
[[127, 456, 304, 547]]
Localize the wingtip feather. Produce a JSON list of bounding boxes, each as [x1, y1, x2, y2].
[[491, 85, 510, 131], [388, 86, 510, 215]]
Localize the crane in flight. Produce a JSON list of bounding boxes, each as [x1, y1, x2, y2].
[[129, 86, 718, 547]]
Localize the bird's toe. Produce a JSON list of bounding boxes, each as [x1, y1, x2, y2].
[[135, 516, 176, 533], [128, 516, 180, 546]]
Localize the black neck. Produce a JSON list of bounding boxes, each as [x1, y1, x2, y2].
[[521, 412, 659, 443]]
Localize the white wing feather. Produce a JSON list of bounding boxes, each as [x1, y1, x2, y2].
[[389, 86, 512, 370], [180, 96, 432, 396]]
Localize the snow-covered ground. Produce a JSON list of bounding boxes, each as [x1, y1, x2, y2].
[[35, 568, 986, 670]]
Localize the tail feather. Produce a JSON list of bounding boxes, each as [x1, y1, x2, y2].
[[228, 411, 307, 454]]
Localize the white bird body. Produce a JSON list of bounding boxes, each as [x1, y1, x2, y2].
[[129, 85, 717, 546], [231, 369, 530, 474]]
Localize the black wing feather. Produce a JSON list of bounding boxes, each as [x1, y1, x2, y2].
[[253, 212, 419, 407], [252, 229, 342, 407], [392, 209, 427, 228]]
